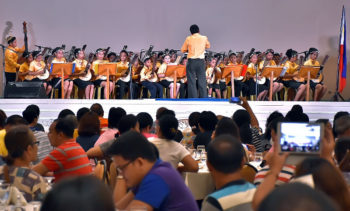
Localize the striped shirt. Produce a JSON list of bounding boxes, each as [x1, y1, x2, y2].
[[42, 140, 92, 182], [254, 165, 296, 186], [201, 180, 256, 211], [32, 131, 53, 165]]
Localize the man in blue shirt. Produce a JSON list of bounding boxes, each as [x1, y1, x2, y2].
[[201, 135, 256, 211], [107, 131, 199, 211]]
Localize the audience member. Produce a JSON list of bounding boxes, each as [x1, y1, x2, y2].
[[202, 135, 256, 211], [90, 103, 108, 128], [76, 112, 100, 151], [41, 176, 115, 211], [1, 125, 48, 201], [258, 183, 339, 211], [335, 137, 350, 185], [24, 104, 45, 132], [33, 117, 92, 182], [76, 107, 90, 122], [57, 109, 75, 119], [334, 115, 350, 139], [94, 107, 126, 146], [294, 157, 350, 211], [108, 131, 199, 211], [194, 111, 217, 149], [137, 112, 157, 139], [150, 114, 198, 171], [333, 111, 349, 138]]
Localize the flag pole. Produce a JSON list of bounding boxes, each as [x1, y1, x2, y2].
[[333, 6, 346, 101]]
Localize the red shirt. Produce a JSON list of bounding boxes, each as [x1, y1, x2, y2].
[[42, 140, 92, 182]]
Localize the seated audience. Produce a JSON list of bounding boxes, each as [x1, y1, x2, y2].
[[334, 137, 350, 185], [108, 131, 199, 211], [181, 111, 201, 148], [258, 183, 339, 211], [156, 109, 183, 142], [57, 109, 75, 119], [334, 115, 350, 139], [74, 107, 90, 139], [76, 112, 100, 151], [95, 107, 126, 146], [0, 125, 48, 201], [333, 111, 349, 138], [0, 115, 28, 157], [87, 114, 139, 159], [232, 97, 263, 152], [150, 114, 198, 172], [24, 104, 45, 132], [41, 176, 115, 211], [193, 111, 218, 150], [33, 117, 92, 182], [202, 135, 256, 211], [0, 110, 7, 160], [90, 103, 108, 129], [22, 109, 52, 164], [137, 112, 157, 139], [294, 157, 350, 211]]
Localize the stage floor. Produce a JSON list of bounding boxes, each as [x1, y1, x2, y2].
[[1, 99, 349, 132]]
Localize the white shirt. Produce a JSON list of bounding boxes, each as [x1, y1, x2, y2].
[[150, 138, 190, 169]]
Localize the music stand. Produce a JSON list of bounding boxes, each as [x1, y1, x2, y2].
[[261, 66, 283, 101], [98, 63, 117, 100], [222, 65, 243, 97], [298, 66, 320, 101], [165, 65, 186, 98], [51, 63, 75, 99]]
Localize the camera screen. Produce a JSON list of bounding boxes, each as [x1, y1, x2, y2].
[[279, 122, 321, 152]]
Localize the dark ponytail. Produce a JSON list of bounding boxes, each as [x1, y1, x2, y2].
[[159, 115, 178, 140]]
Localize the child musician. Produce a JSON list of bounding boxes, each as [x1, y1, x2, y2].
[[157, 54, 180, 98], [282, 49, 307, 101], [27, 51, 52, 95], [92, 48, 115, 99], [116, 50, 138, 99], [140, 57, 163, 98], [304, 48, 327, 101], [72, 48, 94, 99], [246, 53, 268, 100], [206, 58, 221, 98], [50, 47, 73, 99]]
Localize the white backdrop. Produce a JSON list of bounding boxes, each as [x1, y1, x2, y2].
[[1, 0, 350, 99]]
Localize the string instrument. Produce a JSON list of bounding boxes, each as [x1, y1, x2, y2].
[[147, 53, 158, 82], [17, 21, 29, 64], [25, 55, 53, 81], [78, 53, 94, 81], [254, 58, 267, 85], [67, 46, 76, 62], [103, 47, 110, 60], [311, 55, 329, 83], [207, 55, 223, 84], [272, 56, 288, 81], [292, 56, 306, 82]]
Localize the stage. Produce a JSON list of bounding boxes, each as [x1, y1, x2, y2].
[[0, 99, 349, 132]]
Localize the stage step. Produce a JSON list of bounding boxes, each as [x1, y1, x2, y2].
[[0, 99, 349, 132]]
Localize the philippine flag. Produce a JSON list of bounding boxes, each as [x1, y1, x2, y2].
[[338, 6, 347, 93]]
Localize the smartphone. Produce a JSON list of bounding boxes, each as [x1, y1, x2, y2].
[[278, 122, 323, 153], [229, 97, 241, 104]]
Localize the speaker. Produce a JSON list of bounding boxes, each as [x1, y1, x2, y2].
[[4, 82, 47, 98]]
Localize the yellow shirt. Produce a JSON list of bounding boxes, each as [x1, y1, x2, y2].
[[140, 66, 158, 82], [304, 59, 320, 66], [157, 63, 174, 82], [284, 61, 299, 74], [19, 62, 29, 73], [117, 61, 130, 82], [181, 33, 210, 59], [5, 46, 25, 73], [259, 60, 276, 70], [0, 129, 8, 157], [206, 67, 221, 84], [247, 63, 258, 75], [92, 60, 109, 80], [52, 58, 66, 63], [73, 59, 88, 73]]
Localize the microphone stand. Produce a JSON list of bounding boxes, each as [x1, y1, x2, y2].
[[128, 61, 133, 99], [255, 64, 258, 100]]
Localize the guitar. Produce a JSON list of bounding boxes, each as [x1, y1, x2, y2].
[[311, 55, 329, 83], [207, 55, 223, 84], [79, 53, 94, 81], [254, 59, 268, 85], [272, 56, 288, 81], [25, 55, 53, 81]]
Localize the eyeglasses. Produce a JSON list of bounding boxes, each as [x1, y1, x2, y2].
[[116, 160, 134, 174], [32, 141, 40, 146]]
